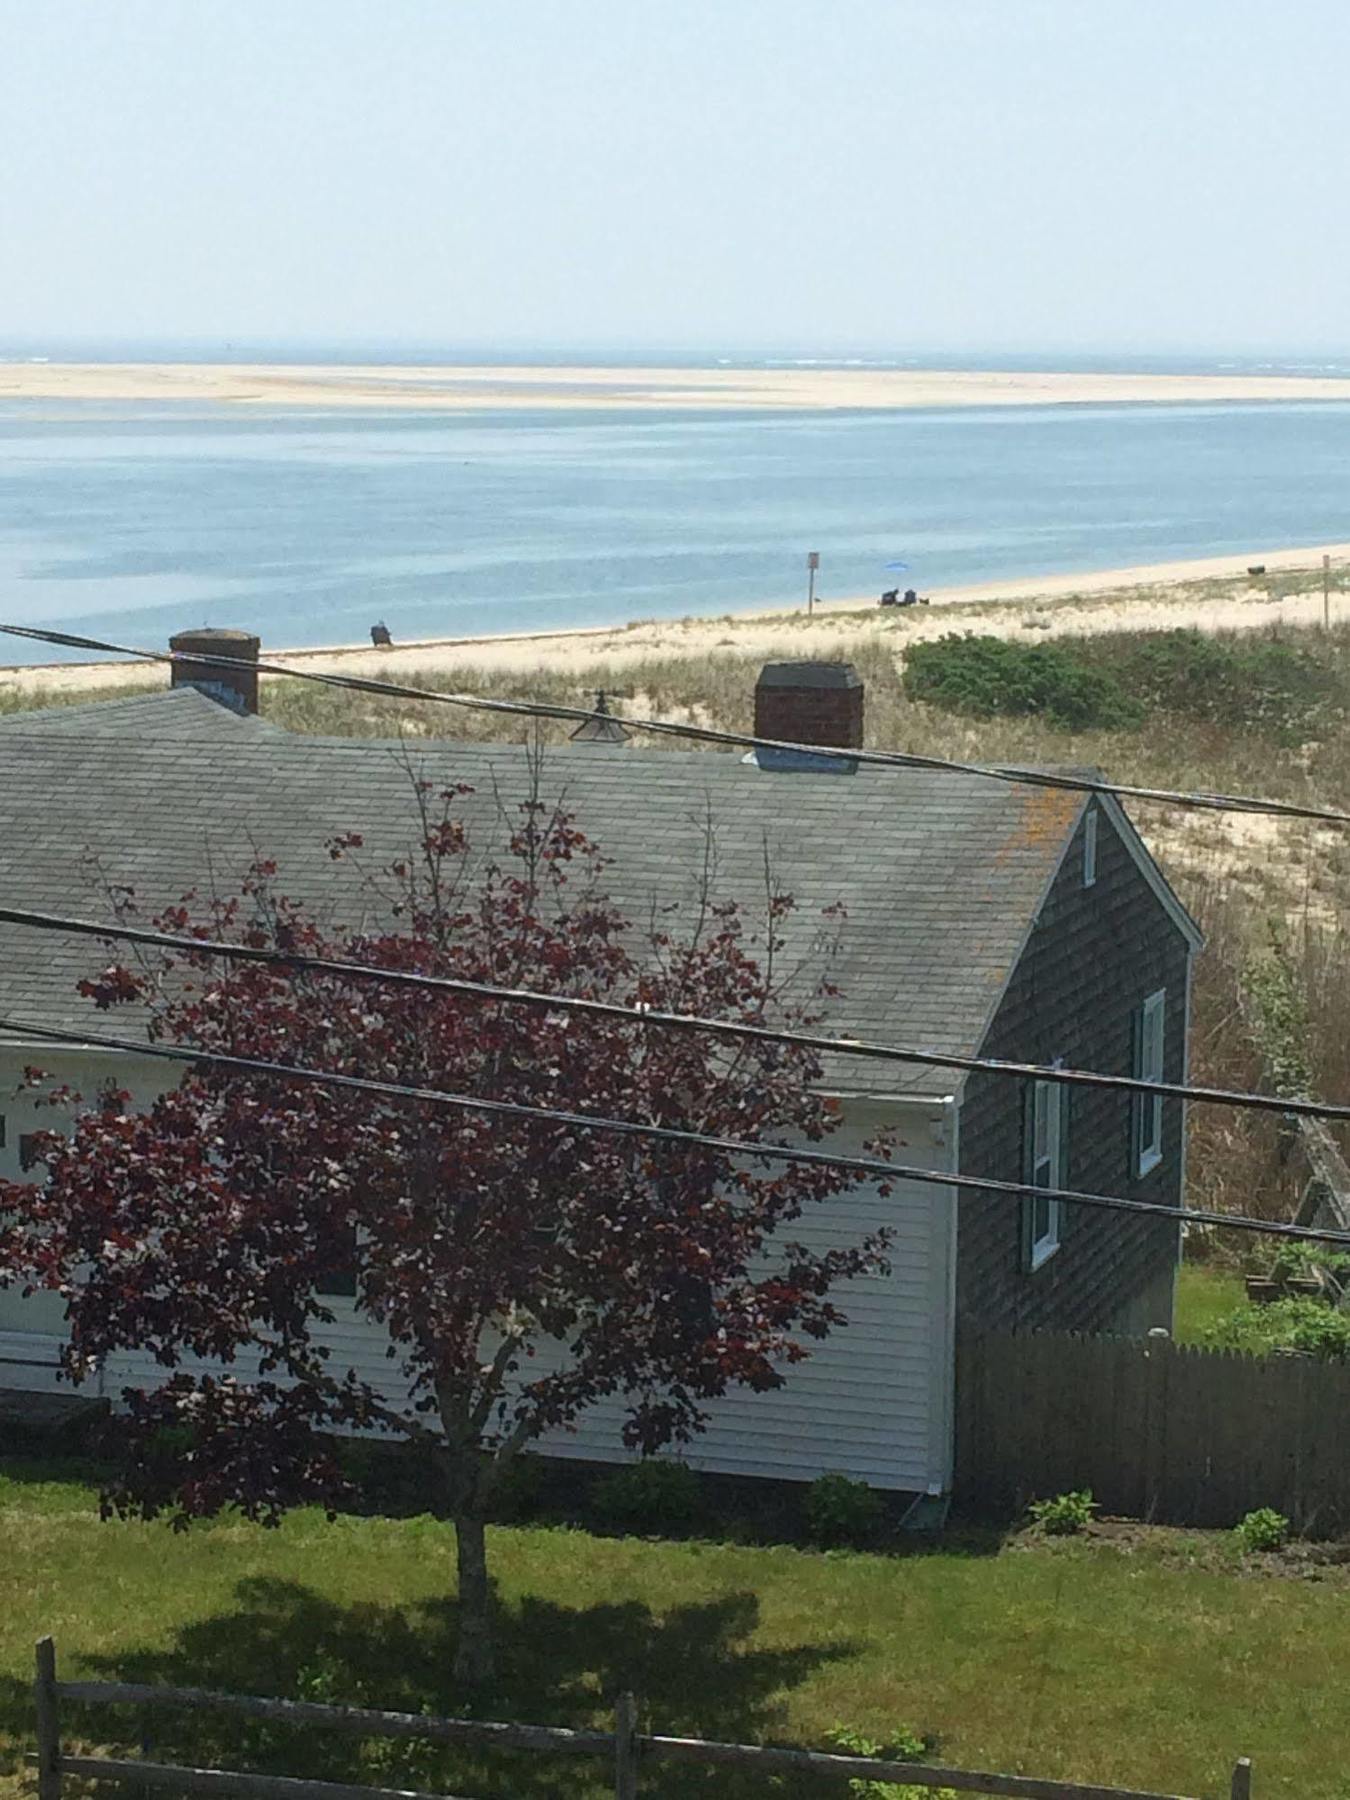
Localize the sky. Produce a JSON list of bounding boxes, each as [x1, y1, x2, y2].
[[2, 0, 1348, 357]]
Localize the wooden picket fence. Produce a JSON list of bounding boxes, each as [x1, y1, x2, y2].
[[957, 1327, 1350, 1530], [30, 1637, 1253, 1800]]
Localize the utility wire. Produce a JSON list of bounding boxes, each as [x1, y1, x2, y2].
[[0, 900, 1343, 1124], [3, 1011, 1348, 1249], [2, 622, 1346, 827]]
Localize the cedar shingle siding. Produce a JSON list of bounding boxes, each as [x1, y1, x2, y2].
[[955, 801, 1190, 1334]]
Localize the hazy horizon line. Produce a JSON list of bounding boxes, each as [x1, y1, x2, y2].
[[4, 337, 1350, 367]]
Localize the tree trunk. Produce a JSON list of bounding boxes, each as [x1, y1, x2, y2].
[[452, 1509, 494, 1685]]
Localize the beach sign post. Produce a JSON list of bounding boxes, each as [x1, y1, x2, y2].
[[807, 550, 819, 616], [1325, 552, 1332, 632]]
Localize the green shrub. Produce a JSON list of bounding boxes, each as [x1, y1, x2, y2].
[[805, 1472, 885, 1546], [1245, 946, 1315, 1101], [1094, 628, 1342, 741], [148, 1423, 197, 1460], [1027, 1489, 1097, 1536], [1233, 1507, 1290, 1553], [1267, 1241, 1350, 1285], [294, 1651, 345, 1704], [903, 626, 1345, 742], [825, 1725, 955, 1800], [590, 1458, 701, 1533], [827, 1725, 927, 1762], [902, 635, 1141, 732], [1203, 1296, 1350, 1360], [488, 1452, 545, 1522]]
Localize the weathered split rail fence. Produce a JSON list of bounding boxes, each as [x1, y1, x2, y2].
[[957, 1326, 1350, 1530], [31, 1637, 1253, 1800]]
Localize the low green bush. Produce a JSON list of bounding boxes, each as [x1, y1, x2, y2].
[[902, 635, 1141, 732], [488, 1452, 545, 1523], [827, 1724, 928, 1762], [825, 1725, 955, 1800], [1267, 1242, 1350, 1285], [903, 627, 1347, 741], [1203, 1296, 1350, 1360], [590, 1458, 701, 1533], [1027, 1489, 1097, 1536], [1233, 1507, 1291, 1553], [294, 1651, 346, 1704], [804, 1472, 885, 1546], [1090, 628, 1343, 741], [1245, 946, 1315, 1101]]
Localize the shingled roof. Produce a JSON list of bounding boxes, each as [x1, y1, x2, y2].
[[0, 685, 291, 741], [0, 689, 1098, 1098]]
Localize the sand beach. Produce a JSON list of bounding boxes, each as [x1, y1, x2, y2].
[[3, 540, 1347, 705]]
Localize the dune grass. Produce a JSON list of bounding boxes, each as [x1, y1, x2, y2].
[[1, 1459, 1344, 1800], [250, 620, 1350, 825], [0, 678, 161, 719]]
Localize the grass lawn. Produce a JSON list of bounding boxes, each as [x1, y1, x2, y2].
[[3, 1461, 1349, 1800], [1173, 1263, 1248, 1346]]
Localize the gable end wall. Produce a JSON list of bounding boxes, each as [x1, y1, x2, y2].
[[955, 803, 1189, 1335]]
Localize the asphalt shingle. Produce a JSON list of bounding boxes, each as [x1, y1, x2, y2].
[[0, 691, 1086, 1096]]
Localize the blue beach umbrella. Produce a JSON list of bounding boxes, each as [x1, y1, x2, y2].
[[883, 560, 910, 572]]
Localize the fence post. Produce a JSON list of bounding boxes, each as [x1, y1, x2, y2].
[[34, 1637, 62, 1800], [614, 1691, 639, 1800], [1231, 1755, 1253, 1799]]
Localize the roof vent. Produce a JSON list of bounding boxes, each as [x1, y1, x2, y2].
[[169, 628, 260, 715], [569, 690, 632, 746], [751, 661, 863, 771]]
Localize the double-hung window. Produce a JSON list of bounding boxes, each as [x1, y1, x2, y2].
[[1026, 1075, 1065, 1270], [1134, 989, 1166, 1175]]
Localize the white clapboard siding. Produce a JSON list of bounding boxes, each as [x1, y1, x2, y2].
[[0, 1333, 67, 1391], [3, 1052, 957, 1494], [520, 1108, 954, 1492], [0, 1057, 133, 1384]]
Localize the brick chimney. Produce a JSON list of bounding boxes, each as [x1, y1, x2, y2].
[[169, 628, 261, 715], [754, 661, 864, 752]]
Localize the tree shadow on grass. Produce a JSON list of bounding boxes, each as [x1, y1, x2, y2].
[[0, 1677, 32, 1783], [61, 1575, 853, 1800]]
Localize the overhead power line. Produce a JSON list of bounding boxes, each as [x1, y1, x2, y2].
[[0, 901, 1344, 1124], [3, 1011, 1348, 1250], [2, 622, 1347, 828]]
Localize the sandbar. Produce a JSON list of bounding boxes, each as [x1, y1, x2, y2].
[[7, 362, 1350, 412]]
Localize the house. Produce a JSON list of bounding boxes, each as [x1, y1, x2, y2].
[[0, 637, 1201, 1501]]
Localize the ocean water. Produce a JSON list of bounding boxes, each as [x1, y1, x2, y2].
[[1, 393, 1349, 664]]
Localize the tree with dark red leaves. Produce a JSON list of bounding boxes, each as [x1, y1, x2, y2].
[[0, 776, 891, 1682]]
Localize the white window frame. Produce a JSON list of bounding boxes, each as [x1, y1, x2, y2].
[[1028, 1075, 1065, 1270], [1083, 808, 1099, 888], [1135, 988, 1166, 1176]]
